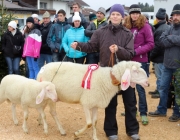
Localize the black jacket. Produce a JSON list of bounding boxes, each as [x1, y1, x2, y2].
[[159, 23, 180, 69], [85, 19, 108, 38], [2, 29, 24, 58], [150, 21, 170, 63], [40, 22, 53, 55]]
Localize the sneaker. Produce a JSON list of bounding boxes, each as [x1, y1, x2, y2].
[[148, 90, 158, 95], [141, 115, 148, 125], [108, 135, 118, 140], [148, 111, 166, 117], [151, 94, 160, 98], [168, 115, 180, 122], [131, 134, 140, 140]]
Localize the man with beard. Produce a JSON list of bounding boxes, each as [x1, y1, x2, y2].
[[149, 4, 180, 122]]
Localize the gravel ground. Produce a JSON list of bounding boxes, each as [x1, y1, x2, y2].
[[0, 69, 179, 140]]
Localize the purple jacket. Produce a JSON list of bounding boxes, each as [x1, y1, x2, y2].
[[131, 22, 154, 62]]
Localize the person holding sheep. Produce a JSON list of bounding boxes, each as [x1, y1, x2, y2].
[[62, 12, 89, 64], [71, 4, 140, 140], [23, 17, 42, 79]]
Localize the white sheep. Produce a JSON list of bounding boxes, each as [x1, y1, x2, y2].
[[0, 75, 66, 135], [37, 61, 148, 140]]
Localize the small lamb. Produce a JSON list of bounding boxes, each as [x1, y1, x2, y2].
[[0, 75, 65, 135], [37, 61, 148, 140]]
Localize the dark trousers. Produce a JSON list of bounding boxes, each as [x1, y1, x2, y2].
[[66, 56, 85, 64], [86, 52, 99, 64], [104, 87, 139, 136]]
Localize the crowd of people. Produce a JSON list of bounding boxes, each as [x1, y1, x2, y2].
[[1, 1, 180, 140]]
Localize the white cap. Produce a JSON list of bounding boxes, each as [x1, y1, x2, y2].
[[72, 12, 81, 22], [31, 14, 39, 19], [8, 21, 17, 29]]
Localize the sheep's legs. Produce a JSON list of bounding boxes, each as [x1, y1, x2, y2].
[[37, 108, 48, 134], [11, 103, 18, 125], [74, 106, 92, 137], [22, 106, 29, 133], [49, 101, 66, 136], [92, 107, 98, 140]]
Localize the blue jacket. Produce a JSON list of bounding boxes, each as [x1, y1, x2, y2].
[[62, 26, 89, 58], [47, 19, 71, 51]]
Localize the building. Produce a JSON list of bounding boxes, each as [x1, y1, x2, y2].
[[154, 0, 177, 17], [82, 8, 96, 21], [142, 12, 154, 24], [1, 0, 38, 27]]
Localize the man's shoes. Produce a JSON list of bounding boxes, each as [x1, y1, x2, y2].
[[151, 94, 160, 98], [108, 135, 118, 140], [148, 90, 158, 95], [148, 110, 166, 117], [131, 134, 140, 140], [168, 114, 180, 122], [141, 115, 148, 125]]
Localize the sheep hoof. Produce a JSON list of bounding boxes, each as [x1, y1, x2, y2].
[[61, 133, 66, 136], [14, 120, 18, 125], [74, 131, 79, 137], [44, 131, 48, 135]]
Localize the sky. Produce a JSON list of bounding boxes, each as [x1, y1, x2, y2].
[[83, 0, 154, 11]]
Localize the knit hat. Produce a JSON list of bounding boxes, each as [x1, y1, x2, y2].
[[42, 11, 50, 18], [110, 4, 125, 18], [89, 13, 96, 21], [143, 13, 150, 20], [8, 21, 17, 29], [171, 4, 180, 16], [31, 14, 38, 19], [129, 4, 141, 14], [97, 7, 106, 16], [156, 8, 166, 20], [26, 17, 34, 24], [72, 12, 81, 22]]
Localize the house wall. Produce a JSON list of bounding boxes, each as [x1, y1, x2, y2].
[[154, 0, 177, 17], [22, 0, 37, 7], [142, 12, 154, 24]]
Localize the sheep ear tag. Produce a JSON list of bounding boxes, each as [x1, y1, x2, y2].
[[121, 69, 131, 91], [36, 89, 45, 104], [82, 64, 99, 89]]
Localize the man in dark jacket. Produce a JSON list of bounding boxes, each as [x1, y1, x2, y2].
[[72, 4, 139, 140], [150, 8, 170, 98], [47, 9, 71, 62], [149, 4, 180, 122], [68, 2, 87, 29], [38, 11, 53, 69], [85, 7, 108, 64]]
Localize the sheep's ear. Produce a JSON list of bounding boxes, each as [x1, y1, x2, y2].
[[121, 68, 131, 91], [36, 88, 45, 104]]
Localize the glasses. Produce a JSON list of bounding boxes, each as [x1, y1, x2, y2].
[[72, 7, 78, 9]]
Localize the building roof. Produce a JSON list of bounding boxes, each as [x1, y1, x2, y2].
[[82, 8, 96, 16], [68, 0, 89, 7], [1, 0, 38, 11], [12, 0, 36, 8]]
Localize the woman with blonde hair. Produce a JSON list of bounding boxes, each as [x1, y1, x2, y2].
[[124, 4, 154, 125]]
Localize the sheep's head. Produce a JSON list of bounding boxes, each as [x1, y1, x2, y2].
[[36, 82, 57, 104], [116, 61, 148, 90]]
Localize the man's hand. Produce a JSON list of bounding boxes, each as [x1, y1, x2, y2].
[[109, 44, 118, 53], [71, 42, 78, 49], [54, 49, 59, 52]]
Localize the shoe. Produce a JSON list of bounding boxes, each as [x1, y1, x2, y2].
[[108, 135, 118, 140], [148, 111, 166, 117], [141, 115, 148, 125], [131, 134, 140, 140], [148, 90, 158, 95], [151, 94, 160, 98], [168, 115, 180, 122]]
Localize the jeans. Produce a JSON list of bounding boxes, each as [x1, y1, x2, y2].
[[104, 87, 139, 136], [5, 57, 21, 74], [157, 65, 176, 114], [52, 52, 60, 62], [66, 56, 85, 64], [86, 52, 99, 64], [26, 56, 40, 79], [136, 62, 148, 116], [154, 63, 164, 92], [37, 54, 52, 69]]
